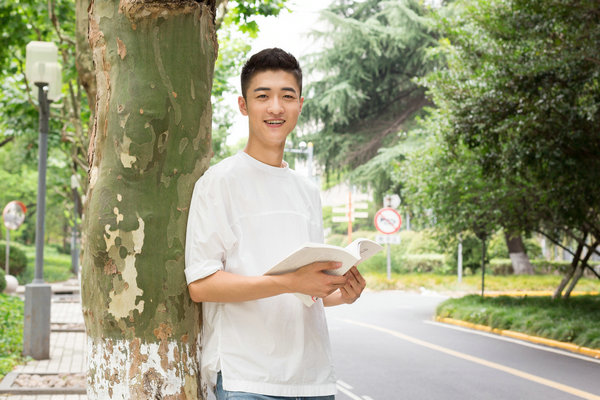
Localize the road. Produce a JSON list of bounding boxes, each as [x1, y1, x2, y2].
[[325, 290, 600, 400]]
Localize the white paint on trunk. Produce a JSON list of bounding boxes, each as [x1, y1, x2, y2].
[[87, 336, 202, 399], [509, 252, 534, 274]]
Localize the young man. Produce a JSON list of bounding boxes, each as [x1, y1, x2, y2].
[[184, 48, 366, 399]]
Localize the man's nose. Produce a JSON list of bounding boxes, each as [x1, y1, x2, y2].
[[267, 97, 284, 114]]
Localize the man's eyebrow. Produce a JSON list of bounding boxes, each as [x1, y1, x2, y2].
[[253, 87, 298, 94]]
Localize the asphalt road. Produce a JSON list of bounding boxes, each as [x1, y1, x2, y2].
[[325, 290, 600, 400]]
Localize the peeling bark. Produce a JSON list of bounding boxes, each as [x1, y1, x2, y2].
[[81, 0, 217, 398], [76, 0, 97, 109]]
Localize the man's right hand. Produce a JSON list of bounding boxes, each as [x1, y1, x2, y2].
[[284, 261, 349, 299]]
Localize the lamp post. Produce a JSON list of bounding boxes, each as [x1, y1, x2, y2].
[[24, 41, 62, 360], [284, 141, 314, 180]]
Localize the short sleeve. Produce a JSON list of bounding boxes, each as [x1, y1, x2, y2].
[[184, 173, 237, 284]]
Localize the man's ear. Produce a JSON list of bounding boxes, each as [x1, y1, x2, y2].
[[238, 96, 248, 116], [299, 96, 304, 113]]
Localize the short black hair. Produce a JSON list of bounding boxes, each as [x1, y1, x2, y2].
[[240, 48, 303, 99]]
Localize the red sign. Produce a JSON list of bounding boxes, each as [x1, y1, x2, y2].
[[374, 207, 402, 234]]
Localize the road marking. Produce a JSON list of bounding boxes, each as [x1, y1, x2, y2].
[[336, 384, 363, 400], [336, 380, 374, 400], [424, 320, 600, 365], [342, 318, 600, 400], [337, 380, 353, 389]]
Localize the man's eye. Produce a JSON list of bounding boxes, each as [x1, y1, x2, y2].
[[284, 95, 295, 99], [257, 94, 267, 99]]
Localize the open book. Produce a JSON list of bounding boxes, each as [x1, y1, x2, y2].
[[265, 238, 383, 307]]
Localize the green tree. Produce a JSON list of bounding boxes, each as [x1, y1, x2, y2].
[[414, 0, 600, 295], [301, 0, 437, 179]]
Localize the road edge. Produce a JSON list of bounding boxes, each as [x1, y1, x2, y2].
[[435, 316, 600, 360]]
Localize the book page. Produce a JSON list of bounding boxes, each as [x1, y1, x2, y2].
[[345, 239, 383, 264], [266, 243, 359, 277]]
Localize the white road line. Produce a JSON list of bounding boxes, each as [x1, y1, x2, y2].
[[424, 320, 600, 365], [343, 318, 600, 400], [336, 383, 364, 400], [336, 380, 353, 390], [362, 396, 375, 400]]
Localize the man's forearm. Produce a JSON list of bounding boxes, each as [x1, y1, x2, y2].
[[188, 270, 292, 303]]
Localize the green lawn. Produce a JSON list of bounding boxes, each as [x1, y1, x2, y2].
[[436, 294, 600, 349], [0, 294, 25, 380], [19, 245, 76, 284], [363, 271, 600, 350]]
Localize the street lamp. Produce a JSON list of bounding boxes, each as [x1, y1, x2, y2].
[[284, 141, 314, 179], [24, 41, 62, 360]]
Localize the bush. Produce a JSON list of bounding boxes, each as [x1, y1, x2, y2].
[[0, 270, 5, 293], [445, 233, 486, 275], [404, 254, 447, 273], [0, 293, 24, 380], [0, 242, 28, 277], [489, 258, 573, 275], [406, 229, 444, 255]]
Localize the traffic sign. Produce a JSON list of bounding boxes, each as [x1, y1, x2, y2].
[[375, 235, 401, 245], [3, 201, 27, 230], [374, 207, 402, 234]]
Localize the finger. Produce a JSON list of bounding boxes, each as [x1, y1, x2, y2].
[[317, 261, 342, 271], [350, 267, 366, 287]]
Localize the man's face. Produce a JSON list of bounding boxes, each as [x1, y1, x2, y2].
[[238, 69, 304, 150]]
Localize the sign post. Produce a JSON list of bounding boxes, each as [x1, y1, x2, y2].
[[332, 191, 368, 243], [374, 207, 402, 279]]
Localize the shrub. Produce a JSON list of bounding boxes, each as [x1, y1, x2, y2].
[[0, 270, 5, 293], [403, 254, 446, 273], [406, 229, 443, 255], [445, 233, 486, 274], [0, 293, 24, 380], [0, 242, 28, 277]]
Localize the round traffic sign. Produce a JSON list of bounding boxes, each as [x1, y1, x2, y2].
[[3, 201, 27, 230], [374, 207, 402, 234]]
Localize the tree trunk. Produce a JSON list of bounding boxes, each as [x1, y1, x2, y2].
[[504, 232, 534, 275], [553, 239, 585, 299], [563, 240, 599, 299], [81, 1, 216, 398], [75, 0, 96, 113]]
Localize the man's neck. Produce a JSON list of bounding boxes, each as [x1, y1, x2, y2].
[[244, 142, 285, 168]]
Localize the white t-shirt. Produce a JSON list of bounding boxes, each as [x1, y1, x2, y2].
[[184, 151, 336, 397]]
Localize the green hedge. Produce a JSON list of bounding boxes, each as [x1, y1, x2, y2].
[[0, 242, 28, 277], [0, 293, 24, 380], [489, 259, 574, 275], [0, 270, 5, 293]]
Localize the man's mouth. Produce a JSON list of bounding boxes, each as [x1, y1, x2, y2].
[[265, 119, 285, 125]]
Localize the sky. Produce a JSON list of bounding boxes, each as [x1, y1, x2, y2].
[[225, 0, 334, 145]]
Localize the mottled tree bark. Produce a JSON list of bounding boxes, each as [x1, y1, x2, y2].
[[504, 232, 534, 275], [81, 0, 216, 398]]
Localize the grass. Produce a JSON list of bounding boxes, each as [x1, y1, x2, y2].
[[19, 245, 75, 284], [0, 294, 26, 380], [364, 271, 600, 294], [436, 295, 600, 349], [362, 271, 600, 350]]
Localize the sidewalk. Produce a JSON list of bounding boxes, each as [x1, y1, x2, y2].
[[0, 279, 87, 399]]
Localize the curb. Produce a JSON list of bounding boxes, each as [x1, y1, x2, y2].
[[436, 316, 600, 360]]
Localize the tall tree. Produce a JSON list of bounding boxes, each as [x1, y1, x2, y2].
[[414, 0, 600, 294], [80, 1, 289, 398], [301, 0, 437, 176]]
